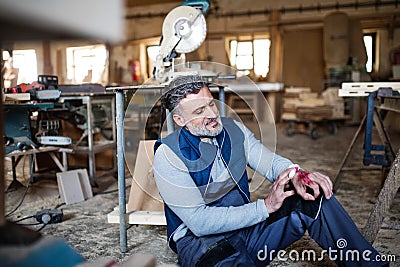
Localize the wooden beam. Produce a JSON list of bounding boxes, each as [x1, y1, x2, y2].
[[268, 10, 283, 82], [363, 149, 400, 243], [0, 48, 5, 225], [107, 207, 166, 225], [125, 0, 179, 8], [43, 41, 53, 75]]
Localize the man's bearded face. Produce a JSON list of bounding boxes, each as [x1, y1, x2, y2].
[[173, 87, 223, 137]]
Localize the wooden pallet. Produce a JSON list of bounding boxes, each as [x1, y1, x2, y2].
[[363, 149, 400, 243], [296, 105, 333, 121]]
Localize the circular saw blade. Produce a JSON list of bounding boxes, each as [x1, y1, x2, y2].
[[162, 6, 207, 54]]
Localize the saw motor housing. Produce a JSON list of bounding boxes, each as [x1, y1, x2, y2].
[[155, 2, 209, 83]]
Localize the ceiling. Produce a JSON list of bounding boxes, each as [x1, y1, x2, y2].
[[125, 0, 400, 18], [125, 0, 180, 7]]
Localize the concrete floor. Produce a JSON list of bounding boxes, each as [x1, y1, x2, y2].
[[3, 122, 400, 266]]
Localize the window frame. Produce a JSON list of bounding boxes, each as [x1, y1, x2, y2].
[[227, 35, 271, 78], [146, 45, 160, 80], [363, 32, 377, 73], [66, 44, 108, 84]]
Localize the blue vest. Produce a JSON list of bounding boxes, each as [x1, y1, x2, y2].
[[154, 118, 250, 253]]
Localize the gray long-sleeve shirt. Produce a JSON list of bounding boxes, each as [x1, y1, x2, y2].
[[153, 120, 293, 241]]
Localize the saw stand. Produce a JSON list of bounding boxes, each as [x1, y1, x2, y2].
[[333, 82, 400, 243]]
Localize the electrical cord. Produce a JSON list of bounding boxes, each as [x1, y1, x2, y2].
[[36, 223, 47, 232], [96, 185, 131, 195], [13, 215, 35, 223], [96, 188, 118, 195], [5, 181, 30, 217], [17, 222, 42, 226], [13, 221, 47, 232], [54, 202, 66, 209], [6, 150, 60, 233], [5, 154, 35, 217]]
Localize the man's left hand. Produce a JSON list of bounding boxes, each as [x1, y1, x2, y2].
[[291, 170, 333, 200]]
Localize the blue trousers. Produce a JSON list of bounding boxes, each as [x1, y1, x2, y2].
[[175, 195, 388, 267]]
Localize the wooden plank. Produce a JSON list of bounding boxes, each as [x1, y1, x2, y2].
[[4, 146, 60, 157], [75, 169, 93, 199], [296, 105, 333, 120], [107, 209, 166, 225], [299, 92, 319, 100], [56, 171, 85, 205], [363, 149, 400, 243], [297, 98, 326, 107], [3, 93, 31, 102], [127, 140, 163, 212], [340, 82, 400, 97], [281, 112, 297, 120], [268, 10, 283, 83]]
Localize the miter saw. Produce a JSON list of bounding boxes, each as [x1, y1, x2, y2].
[[154, 0, 213, 83]]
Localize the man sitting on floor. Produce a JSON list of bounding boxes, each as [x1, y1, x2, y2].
[[153, 74, 387, 267]]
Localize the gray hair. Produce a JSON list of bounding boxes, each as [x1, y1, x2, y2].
[[161, 75, 208, 113]]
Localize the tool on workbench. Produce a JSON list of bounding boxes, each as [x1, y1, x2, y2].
[[4, 74, 61, 101], [154, 0, 211, 84]]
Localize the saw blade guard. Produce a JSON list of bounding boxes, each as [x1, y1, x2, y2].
[[155, 6, 207, 83], [161, 6, 206, 56]]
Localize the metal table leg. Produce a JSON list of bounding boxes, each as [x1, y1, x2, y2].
[[85, 96, 96, 186], [363, 91, 391, 167], [218, 86, 226, 117], [6, 156, 24, 192], [333, 115, 366, 192], [116, 90, 127, 253], [166, 110, 174, 134]]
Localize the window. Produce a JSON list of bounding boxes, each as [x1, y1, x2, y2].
[[146, 45, 160, 79], [66, 45, 108, 84], [6, 49, 38, 85], [229, 38, 271, 77], [363, 33, 376, 73]]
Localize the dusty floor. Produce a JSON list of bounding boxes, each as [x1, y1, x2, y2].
[[3, 122, 400, 266]]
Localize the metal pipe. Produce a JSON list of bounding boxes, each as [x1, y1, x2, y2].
[[116, 91, 127, 253], [364, 91, 376, 165], [218, 86, 226, 117], [166, 109, 174, 134], [111, 95, 118, 174], [333, 115, 366, 192], [85, 96, 95, 183], [126, 1, 400, 19], [0, 51, 5, 224]]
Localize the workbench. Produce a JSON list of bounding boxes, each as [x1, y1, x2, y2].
[[57, 93, 117, 185], [5, 146, 72, 192], [334, 82, 400, 243], [3, 92, 117, 187]]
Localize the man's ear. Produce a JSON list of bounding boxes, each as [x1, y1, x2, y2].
[[173, 114, 186, 127]]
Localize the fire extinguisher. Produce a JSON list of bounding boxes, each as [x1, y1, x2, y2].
[[128, 59, 141, 82]]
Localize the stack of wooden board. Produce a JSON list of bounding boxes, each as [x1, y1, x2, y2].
[[296, 106, 333, 120], [282, 87, 333, 121], [322, 87, 345, 118]]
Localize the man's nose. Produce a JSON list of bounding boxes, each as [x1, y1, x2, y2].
[[204, 105, 218, 118]]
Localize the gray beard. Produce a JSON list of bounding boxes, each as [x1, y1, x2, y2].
[[186, 117, 223, 137]]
